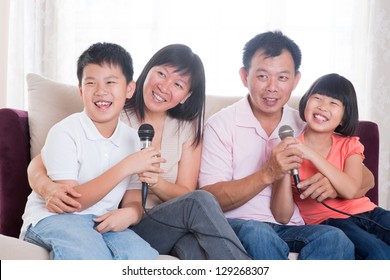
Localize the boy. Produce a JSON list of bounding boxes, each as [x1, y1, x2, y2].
[[20, 42, 162, 259]]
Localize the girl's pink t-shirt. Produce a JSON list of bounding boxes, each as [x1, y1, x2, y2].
[[294, 133, 376, 224]]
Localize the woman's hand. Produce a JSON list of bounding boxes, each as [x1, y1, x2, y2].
[[43, 181, 82, 213]]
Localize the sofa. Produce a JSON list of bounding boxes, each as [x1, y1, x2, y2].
[[0, 73, 380, 260]]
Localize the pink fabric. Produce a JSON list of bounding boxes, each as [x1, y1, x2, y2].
[[294, 133, 376, 224]]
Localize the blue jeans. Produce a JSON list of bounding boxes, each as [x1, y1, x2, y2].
[[228, 218, 355, 260], [322, 207, 390, 259], [24, 214, 158, 260], [131, 190, 251, 260]]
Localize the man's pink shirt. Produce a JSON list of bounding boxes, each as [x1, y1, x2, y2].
[[199, 96, 306, 225]]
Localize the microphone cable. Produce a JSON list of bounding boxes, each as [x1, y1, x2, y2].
[[295, 185, 390, 232], [141, 201, 254, 260], [320, 200, 390, 232]]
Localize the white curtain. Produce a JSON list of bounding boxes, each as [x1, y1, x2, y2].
[[3, 0, 390, 208], [0, 0, 10, 108], [367, 0, 390, 208]]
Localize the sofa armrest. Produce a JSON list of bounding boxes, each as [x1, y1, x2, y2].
[[0, 108, 32, 237], [356, 120, 379, 205]]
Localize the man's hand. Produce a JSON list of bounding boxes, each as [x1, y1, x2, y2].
[[297, 172, 337, 202], [265, 137, 303, 182], [42, 182, 82, 213]]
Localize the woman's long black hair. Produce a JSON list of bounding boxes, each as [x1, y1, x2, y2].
[[124, 44, 205, 146]]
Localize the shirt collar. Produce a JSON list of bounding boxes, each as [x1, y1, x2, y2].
[[235, 94, 298, 139], [80, 110, 122, 147]]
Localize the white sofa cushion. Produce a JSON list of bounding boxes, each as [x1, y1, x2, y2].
[[27, 73, 83, 159]]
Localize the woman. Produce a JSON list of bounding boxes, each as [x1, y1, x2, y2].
[[27, 44, 250, 260]]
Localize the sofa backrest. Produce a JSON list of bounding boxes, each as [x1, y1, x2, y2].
[[26, 73, 378, 204]]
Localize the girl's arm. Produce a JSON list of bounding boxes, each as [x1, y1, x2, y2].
[[271, 174, 295, 224], [296, 142, 363, 199], [143, 140, 202, 202]]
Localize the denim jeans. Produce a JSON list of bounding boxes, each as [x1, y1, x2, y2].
[[131, 190, 251, 260], [228, 218, 355, 260], [322, 207, 390, 259], [24, 213, 158, 260]]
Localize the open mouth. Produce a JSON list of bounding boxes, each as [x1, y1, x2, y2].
[[94, 101, 112, 110], [153, 91, 167, 102], [313, 113, 328, 122]]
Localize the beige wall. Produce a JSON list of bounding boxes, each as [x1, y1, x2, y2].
[[0, 0, 10, 108]]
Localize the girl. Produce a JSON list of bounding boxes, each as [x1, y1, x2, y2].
[[272, 73, 390, 259]]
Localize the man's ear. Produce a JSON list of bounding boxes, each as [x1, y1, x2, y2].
[[180, 92, 192, 104], [292, 71, 301, 91], [126, 80, 136, 99], [78, 85, 83, 97], [239, 67, 248, 87]]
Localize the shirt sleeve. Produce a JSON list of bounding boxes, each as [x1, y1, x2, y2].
[[41, 122, 79, 181], [199, 116, 234, 187]]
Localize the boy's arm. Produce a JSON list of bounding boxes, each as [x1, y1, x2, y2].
[[271, 174, 295, 224], [93, 190, 144, 234], [70, 147, 165, 211]]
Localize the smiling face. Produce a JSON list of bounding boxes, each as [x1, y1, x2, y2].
[[79, 63, 135, 136], [142, 65, 192, 114], [240, 49, 301, 120], [304, 93, 345, 133]]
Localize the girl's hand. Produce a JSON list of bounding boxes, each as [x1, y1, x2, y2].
[[297, 172, 338, 202]]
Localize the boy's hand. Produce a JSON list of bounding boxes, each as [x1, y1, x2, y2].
[[126, 147, 166, 175], [93, 207, 138, 234]]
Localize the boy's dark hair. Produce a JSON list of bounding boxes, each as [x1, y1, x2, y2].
[[77, 42, 134, 85], [242, 31, 302, 74], [124, 44, 205, 146], [299, 73, 359, 136]]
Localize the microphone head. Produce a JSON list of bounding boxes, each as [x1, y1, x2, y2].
[[278, 125, 294, 140], [138, 123, 154, 141]]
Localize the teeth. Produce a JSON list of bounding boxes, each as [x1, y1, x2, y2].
[[95, 101, 111, 107], [314, 114, 327, 121], [153, 92, 166, 102]]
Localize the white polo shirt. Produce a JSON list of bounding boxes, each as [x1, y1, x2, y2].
[[20, 111, 140, 238]]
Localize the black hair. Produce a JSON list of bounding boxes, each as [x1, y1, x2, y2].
[[299, 73, 359, 136], [77, 42, 134, 85], [124, 44, 206, 146], [242, 31, 302, 74]]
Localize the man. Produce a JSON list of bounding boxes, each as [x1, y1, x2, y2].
[[199, 31, 373, 259]]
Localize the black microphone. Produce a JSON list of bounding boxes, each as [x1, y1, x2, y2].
[[278, 125, 301, 191], [138, 124, 155, 208]]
